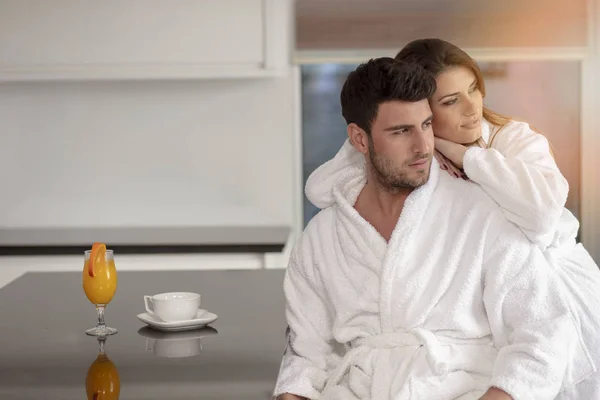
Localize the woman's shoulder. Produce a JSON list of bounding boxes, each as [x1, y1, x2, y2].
[[488, 118, 535, 139], [486, 118, 550, 153]]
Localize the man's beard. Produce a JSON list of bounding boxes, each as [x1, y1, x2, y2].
[[368, 139, 430, 192]]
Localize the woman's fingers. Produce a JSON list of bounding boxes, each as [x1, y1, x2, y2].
[[435, 150, 459, 177], [434, 150, 467, 179], [433, 151, 445, 169], [434, 150, 449, 171], [435, 149, 469, 180]]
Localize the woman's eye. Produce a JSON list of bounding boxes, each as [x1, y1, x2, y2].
[[443, 99, 457, 106]]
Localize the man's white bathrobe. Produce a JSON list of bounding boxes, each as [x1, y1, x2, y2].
[[274, 158, 582, 400]]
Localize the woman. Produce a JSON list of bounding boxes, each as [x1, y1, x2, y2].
[[304, 38, 600, 399], [397, 39, 600, 398]]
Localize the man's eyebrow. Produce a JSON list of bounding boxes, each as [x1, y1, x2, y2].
[[384, 124, 414, 131]]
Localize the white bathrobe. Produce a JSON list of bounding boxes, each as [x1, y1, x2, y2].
[[465, 120, 600, 398], [274, 156, 582, 400], [300, 120, 600, 399]]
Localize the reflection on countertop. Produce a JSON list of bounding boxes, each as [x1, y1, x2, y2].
[[0, 269, 286, 400]]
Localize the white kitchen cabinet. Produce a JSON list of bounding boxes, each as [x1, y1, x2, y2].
[[0, 0, 292, 81]]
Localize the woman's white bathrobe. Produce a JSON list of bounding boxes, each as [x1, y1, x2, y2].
[[297, 119, 600, 399], [274, 157, 582, 400], [465, 120, 600, 398]]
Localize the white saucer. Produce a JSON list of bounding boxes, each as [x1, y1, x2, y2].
[[137, 309, 218, 332]]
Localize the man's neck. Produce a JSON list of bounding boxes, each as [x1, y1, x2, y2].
[[353, 181, 412, 242], [361, 180, 412, 217]]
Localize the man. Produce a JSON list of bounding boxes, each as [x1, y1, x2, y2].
[[273, 58, 575, 400]]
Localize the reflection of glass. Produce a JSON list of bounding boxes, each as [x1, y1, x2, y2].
[[82, 246, 118, 336], [137, 326, 218, 358], [86, 337, 120, 400]]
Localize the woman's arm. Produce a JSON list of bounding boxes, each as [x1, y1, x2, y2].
[[435, 121, 569, 248], [481, 211, 573, 399]]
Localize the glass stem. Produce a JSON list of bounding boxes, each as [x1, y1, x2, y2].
[[98, 337, 106, 355], [96, 305, 106, 329]]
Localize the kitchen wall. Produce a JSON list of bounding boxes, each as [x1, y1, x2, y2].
[[0, 0, 299, 287]]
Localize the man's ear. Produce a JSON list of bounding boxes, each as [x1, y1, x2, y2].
[[347, 123, 369, 155]]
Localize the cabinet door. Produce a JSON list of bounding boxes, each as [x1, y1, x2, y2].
[[0, 0, 277, 80]]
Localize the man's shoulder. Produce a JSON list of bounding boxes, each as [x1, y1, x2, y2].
[[435, 171, 532, 245], [286, 207, 339, 279], [295, 206, 336, 249], [305, 205, 335, 229], [436, 171, 500, 212]]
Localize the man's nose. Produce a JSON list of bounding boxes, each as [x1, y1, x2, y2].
[[412, 129, 430, 153]]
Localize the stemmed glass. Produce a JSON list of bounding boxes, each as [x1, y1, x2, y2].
[[82, 243, 118, 336]]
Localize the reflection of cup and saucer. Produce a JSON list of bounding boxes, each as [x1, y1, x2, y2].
[[137, 292, 218, 332], [137, 326, 218, 358]]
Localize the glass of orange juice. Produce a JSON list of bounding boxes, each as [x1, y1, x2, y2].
[[83, 243, 118, 336]]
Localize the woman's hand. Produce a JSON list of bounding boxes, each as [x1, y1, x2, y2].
[[434, 137, 468, 169], [434, 149, 467, 180]]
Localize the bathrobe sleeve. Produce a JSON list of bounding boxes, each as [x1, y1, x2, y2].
[[273, 229, 338, 399], [482, 210, 573, 400], [462, 121, 569, 248]]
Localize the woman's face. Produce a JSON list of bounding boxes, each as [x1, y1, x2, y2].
[[430, 66, 484, 144]]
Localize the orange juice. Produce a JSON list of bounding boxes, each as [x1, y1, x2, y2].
[[86, 354, 120, 400], [83, 255, 117, 305], [84, 243, 119, 336]]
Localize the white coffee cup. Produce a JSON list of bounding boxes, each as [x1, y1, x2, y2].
[[143, 292, 201, 322]]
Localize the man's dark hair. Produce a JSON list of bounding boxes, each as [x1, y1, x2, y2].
[[340, 57, 436, 134]]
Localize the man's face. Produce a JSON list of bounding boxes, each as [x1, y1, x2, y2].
[[367, 100, 434, 190]]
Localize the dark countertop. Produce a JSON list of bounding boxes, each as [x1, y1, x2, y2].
[[0, 269, 287, 399]]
